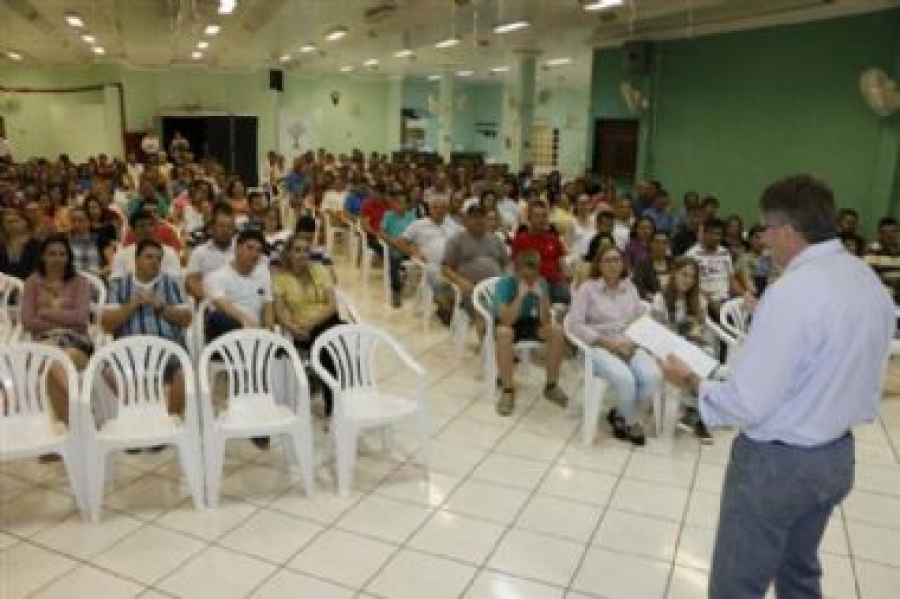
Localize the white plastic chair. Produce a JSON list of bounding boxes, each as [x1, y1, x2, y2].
[[0, 343, 88, 517], [311, 324, 428, 495], [80, 336, 204, 521], [324, 214, 351, 259], [473, 276, 545, 397], [354, 222, 377, 288], [0, 274, 24, 342], [198, 329, 315, 507], [334, 287, 363, 324], [719, 297, 749, 341], [79, 270, 110, 348], [563, 315, 611, 445]]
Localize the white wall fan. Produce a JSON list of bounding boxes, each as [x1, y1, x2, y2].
[[860, 67, 900, 117]]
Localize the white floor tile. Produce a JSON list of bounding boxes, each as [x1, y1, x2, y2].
[[572, 547, 670, 598], [495, 429, 568, 461], [0, 487, 79, 537], [666, 565, 709, 599], [464, 570, 565, 599], [30, 565, 145, 599], [0, 542, 78, 598], [473, 453, 552, 490], [538, 465, 618, 506], [218, 465, 295, 505], [32, 512, 144, 560], [336, 494, 432, 544], [846, 520, 900, 567], [288, 529, 397, 588], [374, 465, 461, 507], [157, 545, 276, 599], [93, 524, 206, 585], [267, 484, 363, 526], [409, 509, 506, 565], [684, 490, 721, 529], [675, 525, 717, 572], [855, 559, 900, 599], [843, 490, 900, 529], [625, 452, 697, 489], [0, 531, 19, 551], [488, 528, 584, 587], [367, 548, 477, 599], [821, 553, 859, 599], [218, 508, 323, 564], [436, 418, 510, 450], [428, 440, 490, 477], [104, 475, 191, 520], [557, 444, 633, 476], [514, 494, 602, 543], [154, 498, 258, 541], [444, 479, 531, 525], [692, 462, 726, 495], [249, 569, 354, 599], [593, 509, 682, 562], [611, 478, 690, 522]]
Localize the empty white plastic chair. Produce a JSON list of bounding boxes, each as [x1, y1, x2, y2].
[[199, 329, 315, 506], [0, 274, 23, 342], [80, 336, 204, 521], [0, 343, 88, 517], [311, 324, 429, 495], [324, 215, 352, 259]]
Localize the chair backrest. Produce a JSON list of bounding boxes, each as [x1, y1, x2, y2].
[[78, 271, 108, 344], [0, 342, 77, 422], [198, 328, 307, 416], [311, 323, 398, 396], [472, 276, 501, 327], [81, 336, 196, 430], [334, 287, 363, 324], [719, 297, 749, 340], [0, 275, 24, 342]]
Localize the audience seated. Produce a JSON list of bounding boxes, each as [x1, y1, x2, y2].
[[632, 231, 673, 300], [864, 216, 900, 305], [122, 197, 182, 251], [510, 200, 570, 304], [0, 207, 41, 279], [568, 245, 662, 446], [67, 206, 113, 278], [111, 210, 182, 280], [687, 217, 744, 317], [380, 189, 418, 307]]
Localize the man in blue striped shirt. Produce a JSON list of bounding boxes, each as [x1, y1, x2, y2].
[[102, 239, 193, 416], [663, 174, 895, 599]]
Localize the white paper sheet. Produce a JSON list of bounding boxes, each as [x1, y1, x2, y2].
[[625, 315, 720, 378]]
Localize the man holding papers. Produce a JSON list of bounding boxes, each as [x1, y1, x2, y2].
[[662, 175, 895, 599]]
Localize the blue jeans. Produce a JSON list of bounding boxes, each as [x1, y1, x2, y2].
[[710, 433, 854, 599], [590, 347, 661, 424]]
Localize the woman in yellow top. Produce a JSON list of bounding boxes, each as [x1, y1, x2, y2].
[[273, 232, 344, 416]]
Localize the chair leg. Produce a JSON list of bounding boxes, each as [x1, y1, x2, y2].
[[176, 437, 205, 509], [583, 376, 601, 446], [204, 436, 225, 508], [334, 423, 358, 496], [416, 410, 430, 473], [288, 429, 316, 495], [87, 449, 109, 522], [60, 446, 89, 519], [380, 426, 393, 455]]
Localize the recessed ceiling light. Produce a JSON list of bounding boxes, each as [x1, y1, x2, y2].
[[218, 0, 236, 15], [197, 41, 209, 49], [326, 26, 348, 41], [81, 34, 96, 44], [204, 25, 220, 36], [435, 37, 460, 49], [92, 46, 105, 55], [340, 65, 354, 72], [6, 51, 23, 61], [584, 0, 624, 11], [427, 75, 442, 81], [300, 43, 317, 53], [192, 51, 203, 59], [491, 66, 510, 73], [65, 13, 84, 28], [363, 58, 379, 67], [545, 57, 572, 66], [394, 49, 414, 58], [493, 20, 530, 34], [279, 54, 291, 62], [456, 70, 474, 77]]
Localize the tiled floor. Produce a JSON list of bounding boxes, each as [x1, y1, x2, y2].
[[2, 259, 900, 598]]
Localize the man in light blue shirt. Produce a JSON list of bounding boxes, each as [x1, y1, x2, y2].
[[663, 174, 895, 599]]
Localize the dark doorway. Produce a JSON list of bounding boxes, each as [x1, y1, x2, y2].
[[593, 119, 639, 183], [161, 115, 259, 186]]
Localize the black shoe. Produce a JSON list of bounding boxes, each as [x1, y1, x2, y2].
[[251, 436, 271, 450], [694, 420, 713, 445], [677, 408, 698, 434], [608, 409, 646, 446]]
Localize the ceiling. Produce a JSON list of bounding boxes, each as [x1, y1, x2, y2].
[[2, 0, 898, 85]]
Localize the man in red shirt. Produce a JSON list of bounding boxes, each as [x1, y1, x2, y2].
[[123, 197, 183, 252], [510, 200, 570, 303], [359, 183, 391, 259]]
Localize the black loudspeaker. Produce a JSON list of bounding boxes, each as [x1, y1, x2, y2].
[[269, 69, 284, 92], [623, 41, 653, 75]]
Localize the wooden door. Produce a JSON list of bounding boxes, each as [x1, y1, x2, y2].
[[593, 119, 638, 182]]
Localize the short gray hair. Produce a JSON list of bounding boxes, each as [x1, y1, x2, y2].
[[759, 174, 836, 243]]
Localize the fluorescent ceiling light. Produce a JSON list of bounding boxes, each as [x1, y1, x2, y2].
[[435, 37, 460, 49], [394, 49, 414, 58], [218, 0, 236, 15], [7, 51, 23, 61], [584, 0, 624, 11], [65, 13, 84, 28], [197, 41, 209, 49], [204, 25, 220, 36], [491, 65, 510, 72], [427, 75, 442, 81], [546, 57, 572, 66], [300, 43, 317, 53], [493, 20, 530, 34], [326, 26, 348, 41], [92, 46, 105, 55], [456, 70, 474, 77], [340, 65, 354, 72], [81, 34, 95, 44], [192, 51, 203, 59], [279, 54, 291, 62], [363, 58, 379, 67]]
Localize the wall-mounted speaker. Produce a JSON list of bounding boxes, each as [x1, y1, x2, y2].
[[622, 41, 653, 75], [269, 69, 284, 92]]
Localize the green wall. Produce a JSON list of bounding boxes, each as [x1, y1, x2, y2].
[[590, 9, 900, 232]]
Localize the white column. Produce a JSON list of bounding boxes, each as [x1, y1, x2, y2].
[[437, 72, 456, 160], [103, 85, 125, 158]]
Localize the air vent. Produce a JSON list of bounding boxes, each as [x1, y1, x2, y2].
[[364, 2, 399, 24]]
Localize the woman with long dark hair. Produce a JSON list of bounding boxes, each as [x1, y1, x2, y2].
[[0, 207, 41, 279]]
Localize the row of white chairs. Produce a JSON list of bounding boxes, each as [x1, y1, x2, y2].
[[0, 324, 430, 523]]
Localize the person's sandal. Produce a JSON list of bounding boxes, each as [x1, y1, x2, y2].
[[543, 382, 569, 408], [496, 389, 515, 416]]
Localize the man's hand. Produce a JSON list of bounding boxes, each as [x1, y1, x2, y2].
[[662, 355, 695, 387]]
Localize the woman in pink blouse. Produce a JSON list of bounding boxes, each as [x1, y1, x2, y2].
[[568, 245, 662, 445], [21, 234, 93, 425]]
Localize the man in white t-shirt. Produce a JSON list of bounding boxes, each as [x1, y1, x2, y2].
[[110, 210, 183, 280], [204, 229, 274, 335], [321, 178, 349, 226], [687, 217, 743, 314], [185, 203, 237, 300], [612, 196, 634, 250]]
